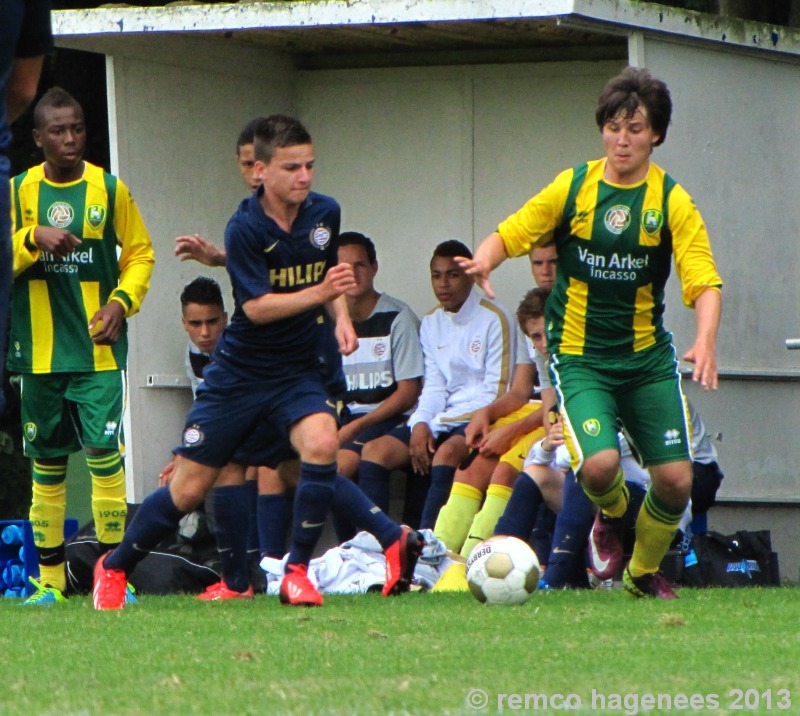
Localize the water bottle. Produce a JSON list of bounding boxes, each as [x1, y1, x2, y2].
[[1, 524, 24, 545], [3, 561, 24, 588]]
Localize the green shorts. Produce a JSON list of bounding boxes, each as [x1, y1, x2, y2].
[[550, 343, 690, 469], [20, 371, 126, 458]]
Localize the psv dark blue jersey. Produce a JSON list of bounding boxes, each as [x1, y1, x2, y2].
[[216, 187, 340, 381]]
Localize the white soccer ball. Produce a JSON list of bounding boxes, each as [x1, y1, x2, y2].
[[466, 535, 540, 605]]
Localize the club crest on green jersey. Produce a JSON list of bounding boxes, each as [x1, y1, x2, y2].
[[642, 209, 664, 236], [47, 202, 74, 228], [604, 205, 631, 235], [86, 204, 107, 229], [24, 422, 37, 442], [582, 418, 601, 437], [309, 224, 332, 250]]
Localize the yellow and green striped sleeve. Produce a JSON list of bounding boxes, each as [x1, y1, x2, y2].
[[497, 168, 573, 258]]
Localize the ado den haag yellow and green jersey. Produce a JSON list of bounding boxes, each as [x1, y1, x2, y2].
[[498, 159, 722, 357], [8, 161, 154, 373]]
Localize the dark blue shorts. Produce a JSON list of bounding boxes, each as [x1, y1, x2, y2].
[[339, 414, 408, 455], [174, 361, 337, 469], [230, 419, 295, 470], [383, 423, 467, 448]]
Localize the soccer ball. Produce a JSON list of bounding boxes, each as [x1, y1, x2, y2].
[[466, 535, 540, 605]]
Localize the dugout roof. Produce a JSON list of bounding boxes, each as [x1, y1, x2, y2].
[[54, 0, 800, 68]]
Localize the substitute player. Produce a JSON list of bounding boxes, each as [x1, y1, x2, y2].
[[459, 67, 722, 599], [93, 114, 423, 609], [9, 87, 154, 604]]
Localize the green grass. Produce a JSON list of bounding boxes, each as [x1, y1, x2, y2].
[[0, 587, 798, 715]]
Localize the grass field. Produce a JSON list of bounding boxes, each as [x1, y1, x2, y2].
[[0, 587, 797, 715]]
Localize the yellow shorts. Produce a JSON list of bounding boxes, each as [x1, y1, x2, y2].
[[488, 402, 547, 471]]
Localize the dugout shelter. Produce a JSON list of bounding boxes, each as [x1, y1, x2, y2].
[[52, 0, 800, 579]]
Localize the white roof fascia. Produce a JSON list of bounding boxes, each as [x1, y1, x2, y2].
[[53, 0, 574, 33], [53, 0, 800, 59]]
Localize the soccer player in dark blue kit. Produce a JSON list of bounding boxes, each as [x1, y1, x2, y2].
[[93, 115, 423, 608]]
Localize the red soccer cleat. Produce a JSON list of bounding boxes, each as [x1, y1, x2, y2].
[[279, 564, 323, 607], [93, 552, 128, 611], [623, 567, 679, 600], [196, 580, 255, 601], [383, 526, 425, 597]]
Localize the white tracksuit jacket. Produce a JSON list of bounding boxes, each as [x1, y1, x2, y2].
[[408, 288, 516, 437]]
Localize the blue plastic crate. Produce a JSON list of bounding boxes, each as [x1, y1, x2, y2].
[[0, 519, 79, 597]]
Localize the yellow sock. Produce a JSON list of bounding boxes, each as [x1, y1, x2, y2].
[[30, 464, 67, 592], [628, 488, 685, 577], [460, 484, 513, 559], [581, 468, 629, 519], [433, 482, 483, 553], [87, 452, 127, 546]]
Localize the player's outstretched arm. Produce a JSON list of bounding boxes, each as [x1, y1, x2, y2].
[[682, 288, 721, 391], [243, 262, 356, 325], [175, 234, 227, 267], [7, 56, 46, 123], [455, 232, 509, 299]]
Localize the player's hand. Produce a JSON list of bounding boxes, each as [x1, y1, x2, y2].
[[464, 409, 490, 449], [454, 256, 495, 299], [174, 234, 227, 267], [541, 415, 564, 452], [320, 263, 357, 302], [683, 343, 718, 391], [338, 419, 361, 446], [477, 423, 516, 458], [88, 300, 126, 345], [335, 320, 358, 356], [159, 458, 176, 486], [409, 423, 435, 474], [33, 226, 81, 258]]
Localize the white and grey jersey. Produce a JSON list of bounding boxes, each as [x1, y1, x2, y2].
[[342, 293, 423, 415], [185, 341, 212, 398], [688, 400, 718, 465], [523, 334, 551, 392]]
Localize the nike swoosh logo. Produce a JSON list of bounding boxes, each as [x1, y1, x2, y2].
[[301, 520, 325, 529], [264, 240, 280, 253], [353, 441, 365, 446], [589, 538, 610, 572], [437, 345, 448, 350], [552, 548, 574, 555]]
